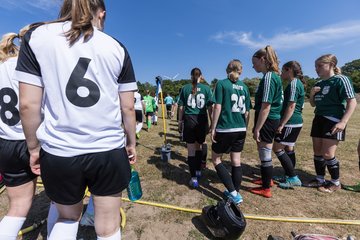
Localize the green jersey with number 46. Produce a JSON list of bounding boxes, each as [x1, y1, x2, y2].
[[254, 71, 283, 120], [178, 83, 214, 115], [214, 78, 251, 132]]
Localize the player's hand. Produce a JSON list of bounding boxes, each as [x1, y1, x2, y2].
[[29, 146, 41, 175], [276, 124, 284, 134], [126, 146, 137, 164], [211, 129, 217, 143], [253, 129, 261, 143], [331, 121, 346, 135], [310, 86, 321, 96]]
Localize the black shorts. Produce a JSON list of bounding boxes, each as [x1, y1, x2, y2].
[[0, 138, 37, 187], [274, 126, 302, 147], [310, 115, 345, 141], [254, 112, 280, 143], [146, 111, 154, 117], [166, 104, 172, 111], [40, 148, 131, 205], [135, 110, 143, 122], [212, 131, 246, 154], [183, 114, 208, 144]]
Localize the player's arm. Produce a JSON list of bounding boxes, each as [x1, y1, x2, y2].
[[120, 91, 136, 164]]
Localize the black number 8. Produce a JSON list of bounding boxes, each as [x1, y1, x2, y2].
[[0, 87, 20, 126], [66, 58, 100, 107]]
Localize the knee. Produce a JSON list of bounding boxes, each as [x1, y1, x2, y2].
[[259, 147, 272, 167]]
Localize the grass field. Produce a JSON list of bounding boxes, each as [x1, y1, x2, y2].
[[0, 102, 359, 239]]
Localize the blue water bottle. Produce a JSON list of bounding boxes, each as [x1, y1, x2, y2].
[[127, 166, 142, 201]]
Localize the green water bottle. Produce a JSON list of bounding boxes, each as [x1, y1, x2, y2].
[[127, 166, 142, 201]]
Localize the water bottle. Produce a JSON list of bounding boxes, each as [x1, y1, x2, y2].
[[127, 166, 142, 201]]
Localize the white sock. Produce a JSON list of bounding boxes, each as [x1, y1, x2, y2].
[[230, 190, 238, 197], [48, 221, 79, 240], [97, 229, 121, 240], [47, 202, 59, 237], [0, 216, 26, 240], [154, 115, 158, 122], [136, 122, 143, 133]]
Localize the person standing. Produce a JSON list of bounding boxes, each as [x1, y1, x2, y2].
[[15, 0, 137, 239], [164, 93, 174, 119], [210, 60, 251, 204], [250, 45, 283, 198], [0, 30, 39, 240], [273, 61, 305, 189], [178, 68, 214, 188], [306, 54, 357, 193], [134, 90, 144, 139], [143, 90, 156, 131]]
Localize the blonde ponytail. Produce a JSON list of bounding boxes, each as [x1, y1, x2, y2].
[[226, 59, 242, 82], [0, 32, 19, 62], [253, 45, 280, 74]]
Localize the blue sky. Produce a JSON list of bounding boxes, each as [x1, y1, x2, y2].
[[1, 0, 360, 84]]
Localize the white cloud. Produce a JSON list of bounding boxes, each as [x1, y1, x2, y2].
[[211, 20, 360, 50], [1, 0, 60, 12]]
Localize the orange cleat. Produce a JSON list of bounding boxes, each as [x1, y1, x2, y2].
[[252, 178, 275, 187], [249, 187, 272, 198]]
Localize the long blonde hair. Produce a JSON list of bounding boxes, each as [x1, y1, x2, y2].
[[316, 54, 341, 75], [226, 59, 243, 82], [253, 45, 280, 74], [0, 33, 19, 62]]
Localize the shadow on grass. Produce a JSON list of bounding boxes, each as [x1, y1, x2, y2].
[[191, 215, 221, 240], [147, 154, 223, 202]]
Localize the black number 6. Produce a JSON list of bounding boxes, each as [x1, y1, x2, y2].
[[66, 58, 100, 107]]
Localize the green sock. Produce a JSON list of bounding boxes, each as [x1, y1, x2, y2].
[[147, 121, 151, 129]]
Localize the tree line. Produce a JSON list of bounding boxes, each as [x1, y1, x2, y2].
[[137, 59, 360, 98]]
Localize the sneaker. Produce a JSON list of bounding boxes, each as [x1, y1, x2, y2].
[[302, 178, 326, 188], [223, 190, 243, 204], [249, 187, 272, 198], [189, 178, 199, 188], [195, 171, 201, 179], [252, 178, 275, 187], [80, 211, 94, 227], [136, 133, 140, 139], [318, 182, 341, 193], [342, 182, 360, 192], [272, 175, 287, 183], [278, 176, 302, 189]]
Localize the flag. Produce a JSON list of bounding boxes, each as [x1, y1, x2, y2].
[[155, 76, 162, 97]]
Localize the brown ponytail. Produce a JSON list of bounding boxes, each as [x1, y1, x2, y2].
[[253, 45, 280, 74], [226, 59, 242, 82], [283, 61, 307, 88], [0, 33, 19, 62], [191, 67, 202, 95]]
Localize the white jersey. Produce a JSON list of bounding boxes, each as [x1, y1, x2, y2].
[[134, 92, 143, 111], [13, 21, 137, 157], [0, 57, 25, 140]]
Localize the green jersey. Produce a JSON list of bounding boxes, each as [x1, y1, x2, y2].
[[178, 83, 214, 115], [282, 78, 304, 126], [143, 95, 156, 113], [214, 78, 251, 132], [314, 74, 355, 119], [254, 72, 283, 120]]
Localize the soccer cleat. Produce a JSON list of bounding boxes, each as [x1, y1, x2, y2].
[[302, 179, 326, 188], [278, 176, 302, 189], [136, 133, 140, 139], [318, 182, 341, 193], [252, 178, 275, 187], [189, 178, 199, 188], [272, 175, 287, 183], [223, 190, 243, 204], [249, 187, 272, 198], [80, 211, 94, 227], [342, 182, 360, 192]]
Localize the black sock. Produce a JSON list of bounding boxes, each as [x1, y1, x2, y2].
[[201, 143, 208, 166], [314, 155, 326, 177], [188, 156, 197, 177], [325, 157, 340, 181], [260, 159, 273, 189], [286, 150, 296, 168], [231, 166, 242, 192], [195, 150, 202, 172], [275, 150, 295, 177], [215, 163, 235, 192]]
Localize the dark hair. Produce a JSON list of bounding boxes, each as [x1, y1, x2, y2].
[[283, 61, 306, 87], [191, 67, 202, 95], [253, 45, 280, 74]]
